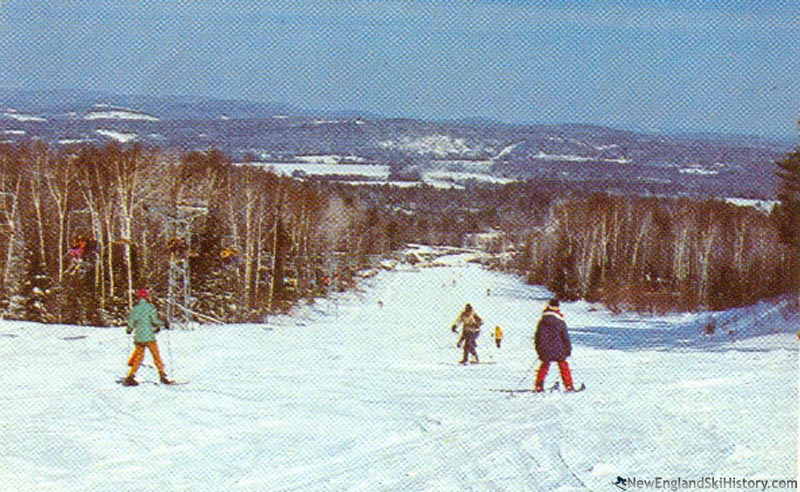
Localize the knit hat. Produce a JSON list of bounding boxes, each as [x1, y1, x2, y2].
[[548, 298, 560, 308], [136, 288, 150, 300]]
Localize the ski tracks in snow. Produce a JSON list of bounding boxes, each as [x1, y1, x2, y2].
[[229, 395, 590, 491], [222, 261, 594, 491]]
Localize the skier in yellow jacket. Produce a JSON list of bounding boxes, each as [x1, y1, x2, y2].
[[494, 326, 503, 349]]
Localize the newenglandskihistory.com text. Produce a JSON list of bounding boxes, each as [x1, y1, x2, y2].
[[615, 476, 797, 491]]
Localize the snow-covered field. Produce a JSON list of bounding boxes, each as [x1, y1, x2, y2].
[[253, 162, 390, 180], [238, 161, 518, 189], [0, 253, 797, 491]]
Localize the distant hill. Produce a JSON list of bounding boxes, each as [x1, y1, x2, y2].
[[0, 89, 792, 199]]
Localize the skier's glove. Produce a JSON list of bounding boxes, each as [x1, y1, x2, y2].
[[126, 327, 132, 335], [456, 341, 462, 348], [451, 325, 457, 333]]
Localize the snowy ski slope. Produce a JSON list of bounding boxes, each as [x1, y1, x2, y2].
[[0, 253, 797, 491]]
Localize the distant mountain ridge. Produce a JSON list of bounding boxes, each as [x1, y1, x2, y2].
[[0, 89, 305, 120], [0, 89, 793, 199]]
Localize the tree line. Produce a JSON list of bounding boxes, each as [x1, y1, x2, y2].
[[0, 141, 795, 325], [511, 194, 790, 313], [0, 143, 414, 325]]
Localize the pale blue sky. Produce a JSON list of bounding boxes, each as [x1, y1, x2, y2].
[[1, 0, 798, 138]]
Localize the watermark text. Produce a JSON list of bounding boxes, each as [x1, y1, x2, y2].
[[612, 476, 797, 491]]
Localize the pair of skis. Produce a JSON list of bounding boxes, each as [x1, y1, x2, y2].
[[115, 378, 189, 387], [491, 382, 586, 394]]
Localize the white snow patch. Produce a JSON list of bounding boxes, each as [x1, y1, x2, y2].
[[679, 167, 719, 175], [296, 154, 365, 165], [531, 151, 631, 164], [492, 142, 521, 160], [84, 110, 159, 122], [95, 129, 137, 143], [58, 139, 91, 145], [379, 135, 479, 157], [310, 119, 345, 125], [242, 162, 389, 179], [2, 110, 46, 122], [725, 198, 777, 213], [593, 144, 620, 151], [533, 152, 593, 162], [430, 159, 494, 167], [679, 163, 728, 176]]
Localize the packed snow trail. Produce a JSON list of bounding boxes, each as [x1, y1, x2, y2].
[[0, 254, 796, 491]]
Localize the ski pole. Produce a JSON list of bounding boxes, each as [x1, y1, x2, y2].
[[164, 320, 174, 375], [125, 332, 133, 372]]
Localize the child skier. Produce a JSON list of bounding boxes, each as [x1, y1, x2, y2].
[[494, 325, 503, 349], [533, 298, 575, 392], [122, 288, 172, 386], [451, 303, 483, 364]]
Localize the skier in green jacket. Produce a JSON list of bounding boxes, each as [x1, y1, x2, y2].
[[122, 288, 172, 386]]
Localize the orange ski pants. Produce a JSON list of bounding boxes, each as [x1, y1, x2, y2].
[[127, 342, 165, 377]]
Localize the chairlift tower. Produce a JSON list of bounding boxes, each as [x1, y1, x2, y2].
[[148, 203, 208, 327]]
